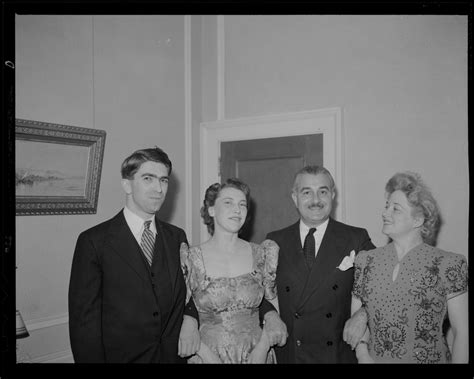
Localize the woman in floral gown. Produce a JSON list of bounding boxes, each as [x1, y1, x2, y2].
[[179, 178, 283, 363], [349, 172, 468, 363]]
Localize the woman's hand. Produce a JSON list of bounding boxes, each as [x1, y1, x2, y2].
[[343, 306, 368, 349], [196, 342, 221, 363], [354, 328, 374, 363], [247, 329, 270, 364], [355, 338, 374, 364], [357, 351, 375, 364]]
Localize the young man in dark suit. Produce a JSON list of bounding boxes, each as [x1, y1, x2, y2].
[[68, 147, 197, 363], [262, 165, 375, 363]]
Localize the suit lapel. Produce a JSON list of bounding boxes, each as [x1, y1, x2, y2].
[[280, 222, 309, 286], [154, 218, 179, 297], [297, 218, 347, 309], [107, 211, 150, 282]]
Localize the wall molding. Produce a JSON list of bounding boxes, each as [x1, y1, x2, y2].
[[30, 348, 73, 363], [200, 107, 344, 243], [184, 15, 192, 238], [25, 312, 68, 332], [217, 15, 225, 120]]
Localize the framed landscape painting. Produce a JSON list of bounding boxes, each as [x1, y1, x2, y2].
[[15, 119, 106, 215]]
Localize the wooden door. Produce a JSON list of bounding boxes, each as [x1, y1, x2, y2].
[[221, 134, 323, 243]]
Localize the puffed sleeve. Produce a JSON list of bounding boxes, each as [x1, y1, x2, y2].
[[442, 252, 468, 299], [352, 250, 368, 300], [260, 239, 279, 301], [179, 242, 194, 304]]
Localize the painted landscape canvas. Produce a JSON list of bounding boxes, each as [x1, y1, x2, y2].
[[16, 139, 89, 198]]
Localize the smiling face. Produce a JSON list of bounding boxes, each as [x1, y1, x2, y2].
[[121, 161, 169, 219], [382, 190, 423, 241], [209, 187, 248, 234], [292, 172, 335, 227]]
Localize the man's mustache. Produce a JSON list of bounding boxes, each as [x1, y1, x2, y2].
[[308, 202, 325, 209]]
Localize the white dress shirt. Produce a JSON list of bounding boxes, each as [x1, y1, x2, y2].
[[298, 218, 329, 258], [123, 206, 157, 245]]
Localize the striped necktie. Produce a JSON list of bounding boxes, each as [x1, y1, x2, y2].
[[141, 220, 155, 266]]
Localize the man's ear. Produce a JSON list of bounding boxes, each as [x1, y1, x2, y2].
[[121, 179, 132, 194], [291, 191, 298, 207]]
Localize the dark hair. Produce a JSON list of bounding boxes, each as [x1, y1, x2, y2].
[[293, 165, 335, 191], [385, 171, 441, 246], [121, 147, 172, 179], [200, 178, 251, 236]]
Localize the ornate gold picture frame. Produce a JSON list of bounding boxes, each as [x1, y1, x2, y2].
[[15, 119, 106, 215]]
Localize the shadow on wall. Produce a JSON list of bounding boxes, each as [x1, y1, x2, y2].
[[158, 171, 179, 222]]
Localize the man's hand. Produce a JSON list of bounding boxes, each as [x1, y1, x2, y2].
[[343, 307, 367, 349], [263, 310, 288, 347], [178, 315, 200, 357]]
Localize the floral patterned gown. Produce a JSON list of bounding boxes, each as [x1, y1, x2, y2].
[[180, 239, 279, 364], [352, 242, 468, 363]]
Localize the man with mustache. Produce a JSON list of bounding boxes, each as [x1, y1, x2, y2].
[[261, 165, 375, 363]]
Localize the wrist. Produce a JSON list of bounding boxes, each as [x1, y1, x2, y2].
[[254, 341, 270, 355], [359, 306, 368, 322], [183, 314, 198, 327], [263, 310, 278, 322]]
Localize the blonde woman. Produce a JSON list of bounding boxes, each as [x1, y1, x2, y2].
[[348, 172, 468, 363]]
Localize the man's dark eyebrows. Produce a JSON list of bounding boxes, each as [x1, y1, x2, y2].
[[140, 173, 162, 179], [141, 172, 170, 180], [220, 196, 245, 202]]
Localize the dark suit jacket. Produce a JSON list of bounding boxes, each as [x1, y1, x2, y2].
[[68, 210, 190, 363], [265, 218, 375, 364]]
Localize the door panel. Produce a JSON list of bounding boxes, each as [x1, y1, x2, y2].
[[221, 134, 323, 243]]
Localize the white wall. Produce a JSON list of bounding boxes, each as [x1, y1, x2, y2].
[[15, 15, 187, 362], [15, 14, 468, 362], [193, 15, 468, 256], [192, 15, 467, 349]]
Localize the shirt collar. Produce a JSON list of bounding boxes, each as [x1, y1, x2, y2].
[[299, 218, 330, 246], [123, 206, 157, 237], [299, 218, 329, 235]]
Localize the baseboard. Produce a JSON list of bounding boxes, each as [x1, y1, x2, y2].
[[29, 349, 73, 363], [25, 313, 69, 332]]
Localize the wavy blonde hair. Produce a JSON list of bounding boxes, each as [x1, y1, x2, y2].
[[385, 171, 441, 246]]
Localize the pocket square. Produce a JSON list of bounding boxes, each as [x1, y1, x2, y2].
[[337, 250, 356, 271]]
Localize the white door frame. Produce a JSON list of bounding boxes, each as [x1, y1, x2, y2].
[[200, 107, 344, 243]]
